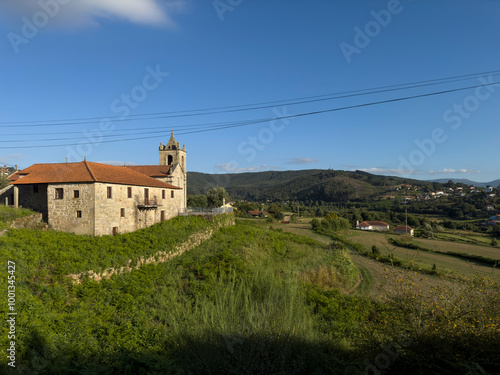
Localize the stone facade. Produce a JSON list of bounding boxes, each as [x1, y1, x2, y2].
[[44, 182, 183, 236], [48, 183, 96, 235], [17, 184, 49, 220]]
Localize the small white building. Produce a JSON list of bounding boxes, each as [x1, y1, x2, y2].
[[356, 221, 390, 232]]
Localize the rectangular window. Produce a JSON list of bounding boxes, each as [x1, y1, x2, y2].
[[121, 208, 125, 217], [55, 188, 64, 200], [33, 184, 39, 193], [76, 211, 82, 218], [127, 187, 132, 198], [161, 211, 165, 222], [162, 190, 166, 199], [107, 187, 112, 199], [171, 190, 174, 198], [112, 227, 118, 236], [145, 188, 149, 205], [74, 190, 80, 198]]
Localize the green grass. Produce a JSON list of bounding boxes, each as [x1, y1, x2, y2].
[[345, 230, 500, 282], [0, 213, 233, 282], [1, 217, 499, 374], [0, 206, 34, 230]]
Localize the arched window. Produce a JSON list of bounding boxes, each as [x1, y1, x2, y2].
[[168, 155, 173, 165]]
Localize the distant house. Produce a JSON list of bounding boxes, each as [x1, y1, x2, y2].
[[393, 225, 414, 237], [486, 186, 494, 193], [356, 221, 389, 232], [248, 210, 269, 218], [486, 205, 495, 211], [484, 214, 500, 226], [0, 167, 9, 176]]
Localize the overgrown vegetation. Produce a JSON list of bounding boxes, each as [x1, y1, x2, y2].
[[0, 205, 34, 230], [0, 217, 498, 374]]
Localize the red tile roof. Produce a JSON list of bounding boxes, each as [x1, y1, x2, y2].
[[7, 171, 20, 181], [125, 165, 171, 178], [11, 161, 181, 189], [358, 221, 389, 227]]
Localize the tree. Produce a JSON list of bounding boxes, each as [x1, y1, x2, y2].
[[267, 203, 283, 218], [0, 174, 7, 189], [495, 223, 500, 237], [206, 186, 229, 208], [187, 194, 208, 208]]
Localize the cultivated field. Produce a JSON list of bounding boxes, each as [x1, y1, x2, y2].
[[346, 230, 500, 282]]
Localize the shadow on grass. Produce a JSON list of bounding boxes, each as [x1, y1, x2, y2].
[[3, 330, 500, 375]]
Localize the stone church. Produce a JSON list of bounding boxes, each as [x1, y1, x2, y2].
[[0, 132, 187, 236]]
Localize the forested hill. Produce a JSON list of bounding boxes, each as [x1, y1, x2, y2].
[[187, 169, 443, 202]]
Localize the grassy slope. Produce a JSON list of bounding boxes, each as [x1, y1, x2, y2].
[[264, 220, 460, 296], [1, 218, 498, 374]]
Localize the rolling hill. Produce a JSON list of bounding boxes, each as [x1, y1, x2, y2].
[[429, 178, 500, 188], [187, 169, 443, 202]]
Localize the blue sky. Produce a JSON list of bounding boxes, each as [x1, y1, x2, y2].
[[0, 0, 499, 182]]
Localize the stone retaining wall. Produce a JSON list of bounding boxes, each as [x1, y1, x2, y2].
[[67, 213, 235, 284]]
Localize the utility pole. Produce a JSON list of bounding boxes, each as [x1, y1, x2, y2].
[[405, 207, 408, 235]]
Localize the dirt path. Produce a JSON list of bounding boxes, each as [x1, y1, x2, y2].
[[271, 222, 458, 297]]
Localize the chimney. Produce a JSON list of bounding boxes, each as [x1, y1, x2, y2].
[[66, 157, 68, 163]]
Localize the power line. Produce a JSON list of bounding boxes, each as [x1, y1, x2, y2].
[[1, 79, 498, 149], [1, 69, 499, 129]]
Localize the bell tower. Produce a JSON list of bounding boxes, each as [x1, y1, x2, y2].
[[159, 130, 186, 170], [159, 130, 187, 209]]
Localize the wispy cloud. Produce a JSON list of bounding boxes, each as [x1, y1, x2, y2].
[[357, 167, 420, 176], [0, 0, 184, 29], [286, 158, 317, 165], [429, 168, 481, 174], [215, 163, 280, 173]]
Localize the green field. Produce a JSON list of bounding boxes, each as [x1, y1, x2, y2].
[[0, 212, 498, 374], [345, 230, 500, 282]]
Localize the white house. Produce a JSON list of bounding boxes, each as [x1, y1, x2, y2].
[[356, 221, 390, 232]]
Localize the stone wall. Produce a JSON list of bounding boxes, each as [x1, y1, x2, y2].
[[93, 183, 182, 236], [67, 213, 235, 284], [48, 183, 95, 235], [9, 213, 47, 230], [18, 184, 49, 220], [0, 185, 13, 206]]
